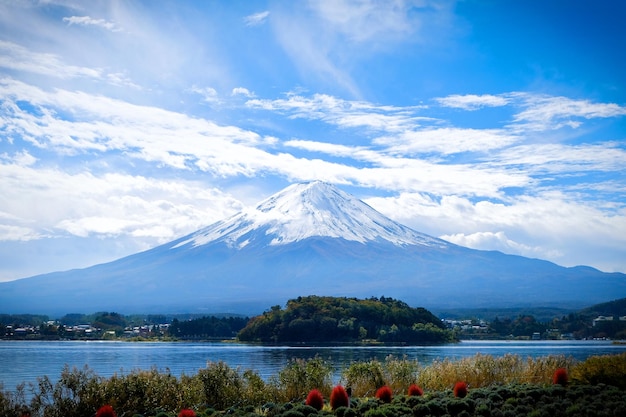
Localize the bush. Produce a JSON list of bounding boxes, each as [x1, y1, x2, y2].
[[196, 361, 243, 410], [407, 384, 423, 396], [381, 355, 419, 394], [570, 351, 626, 389], [0, 383, 28, 417], [275, 357, 333, 402], [96, 405, 117, 417], [305, 389, 324, 411], [330, 386, 349, 410], [375, 386, 392, 403], [454, 381, 468, 398], [342, 360, 385, 397], [552, 368, 568, 386]]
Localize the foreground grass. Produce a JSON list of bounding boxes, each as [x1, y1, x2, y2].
[[1, 352, 625, 417]]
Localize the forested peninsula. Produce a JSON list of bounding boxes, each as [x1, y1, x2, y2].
[[237, 296, 456, 344]]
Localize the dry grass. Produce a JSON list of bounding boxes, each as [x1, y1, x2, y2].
[[415, 353, 575, 390]]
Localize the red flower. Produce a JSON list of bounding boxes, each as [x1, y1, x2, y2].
[[96, 405, 117, 417], [330, 385, 349, 410], [305, 389, 324, 411], [375, 385, 393, 403], [553, 367, 568, 386], [453, 381, 468, 398], [408, 384, 423, 396], [178, 409, 196, 417]]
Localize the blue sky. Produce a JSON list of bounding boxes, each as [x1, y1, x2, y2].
[[1, 0, 625, 282]]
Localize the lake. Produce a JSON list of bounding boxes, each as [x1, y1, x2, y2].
[[1, 340, 625, 392]]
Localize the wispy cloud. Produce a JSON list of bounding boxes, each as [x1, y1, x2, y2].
[[440, 231, 556, 259], [189, 85, 220, 103], [374, 127, 519, 155], [63, 15, 123, 32], [0, 41, 101, 79], [494, 142, 626, 173], [511, 94, 626, 131], [243, 11, 270, 27], [309, 0, 438, 43], [436, 94, 510, 110], [246, 93, 428, 132]]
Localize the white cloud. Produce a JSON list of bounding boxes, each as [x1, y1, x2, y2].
[[246, 93, 428, 132], [243, 11, 270, 26], [63, 15, 122, 32], [494, 142, 626, 174], [366, 191, 626, 272], [189, 85, 220, 103], [435, 94, 510, 110], [0, 40, 102, 79], [0, 224, 45, 242], [0, 162, 244, 243], [511, 94, 626, 131], [374, 127, 519, 155], [441, 231, 560, 259], [232, 87, 254, 97]]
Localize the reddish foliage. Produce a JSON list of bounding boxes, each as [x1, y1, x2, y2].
[[375, 385, 393, 403], [305, 389, 325, 411], [178, 409, 196, 417], [453, 381, 468, 398], [408, 384, 423, 396], [96, 405, 117, 417], [553, 367, 569, 386], [330, 385, 349, 410]]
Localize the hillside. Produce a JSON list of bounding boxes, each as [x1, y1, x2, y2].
[[236, 296, 456, 344], [579, 297, 626, 317]]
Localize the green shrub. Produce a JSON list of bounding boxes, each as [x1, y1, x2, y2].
[[273, 357, 333, 402], [195, 361, 243, 410], [293, 404, 319, 416], [342, 360, 385, 397], [28, 365, 105, 417], [280, 409, 305, 417], [336, 406, 358, 417], [381, 355, 420, 394]]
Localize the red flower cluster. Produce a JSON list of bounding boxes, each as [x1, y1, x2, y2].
[[330, 385, 349, 410], [96, 405, 117, 417], [375, 386, 393, 403], [408, 384, 423, 396], [453, 381, 468, 398], [305, 389, 324, 411], [552, 367, 569, 386]]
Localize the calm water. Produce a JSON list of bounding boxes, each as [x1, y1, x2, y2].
[[1, 340, 625, 392]]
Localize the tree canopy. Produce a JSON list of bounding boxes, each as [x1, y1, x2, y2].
[[237, 295, 456, 344]]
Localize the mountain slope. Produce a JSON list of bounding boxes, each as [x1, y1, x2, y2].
[[1, 181, 624, 315], [173, 181, 446, 249]]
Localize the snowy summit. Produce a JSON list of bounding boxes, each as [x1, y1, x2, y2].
[[174, 181, 446, 249]]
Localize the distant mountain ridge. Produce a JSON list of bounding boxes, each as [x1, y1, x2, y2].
[[0, 181, 624, 315]]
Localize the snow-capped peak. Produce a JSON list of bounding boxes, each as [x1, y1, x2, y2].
[[173, 181, 447, 249]]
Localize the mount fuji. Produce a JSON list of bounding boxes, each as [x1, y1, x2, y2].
[[1, 181, 624, 315]]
